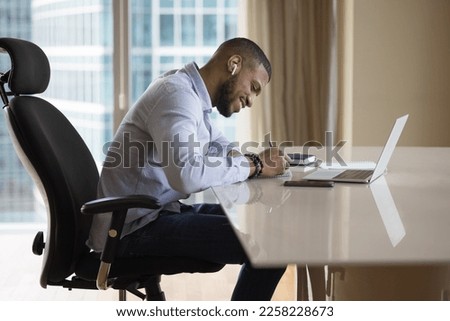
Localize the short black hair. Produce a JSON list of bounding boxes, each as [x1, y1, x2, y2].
[[217, 37, 272, 81]]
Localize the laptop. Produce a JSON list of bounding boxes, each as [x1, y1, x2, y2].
[[303, 114, 409, 183]]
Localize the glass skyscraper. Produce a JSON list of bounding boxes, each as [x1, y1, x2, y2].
[[0, 0, 36, 222], [32, 0, 114, 163], [131, 0, 238, 138], [0, 0, 238, 223]]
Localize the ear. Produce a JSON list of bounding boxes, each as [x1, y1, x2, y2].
[[228, 55, 242, 75]]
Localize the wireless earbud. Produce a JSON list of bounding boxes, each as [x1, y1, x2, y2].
[[231, 64, 237, 76]]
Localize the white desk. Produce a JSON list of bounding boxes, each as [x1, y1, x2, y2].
[[212, 147, 450, 299]]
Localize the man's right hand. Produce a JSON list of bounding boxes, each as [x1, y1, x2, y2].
[[258, 147, 290, 177]]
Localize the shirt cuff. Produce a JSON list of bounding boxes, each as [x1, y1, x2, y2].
[[234, 154, 251, 181]]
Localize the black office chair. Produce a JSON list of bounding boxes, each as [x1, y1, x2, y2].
[[0, 37, 224, 300]]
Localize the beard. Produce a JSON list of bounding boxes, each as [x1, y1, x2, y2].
[[216, 76, 238, 118]]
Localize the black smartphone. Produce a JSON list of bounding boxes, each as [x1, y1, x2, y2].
[[283, 180, 334, 188]]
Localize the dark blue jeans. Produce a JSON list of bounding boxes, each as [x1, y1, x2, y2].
[[117, 203, 286, 300]]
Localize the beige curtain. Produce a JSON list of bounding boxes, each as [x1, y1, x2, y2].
[[238, 0, 353, 148], [239, 1, 354, 300]]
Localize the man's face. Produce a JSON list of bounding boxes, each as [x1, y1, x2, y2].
[[216, 63, 269, 118]]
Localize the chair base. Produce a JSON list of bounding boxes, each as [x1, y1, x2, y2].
[[48, 274, 166, 301]]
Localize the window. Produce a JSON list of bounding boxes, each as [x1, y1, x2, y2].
[[0, 0, 114, 224], [181, 15, 196, 46], [203, 15, 217, 45], [0, 0, 38, 223], [130, 0, 238, 141], [160, 15, 175, 45], [0, 0, 238, 225]]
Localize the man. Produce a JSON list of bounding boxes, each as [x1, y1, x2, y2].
[[88, 38, 289, 300]]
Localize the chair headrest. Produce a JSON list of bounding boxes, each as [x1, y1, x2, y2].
[[0, 37, 50, 95]]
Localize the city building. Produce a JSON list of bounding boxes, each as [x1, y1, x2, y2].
[[0, 0, 238, 223], [0, 0, 36, 222]]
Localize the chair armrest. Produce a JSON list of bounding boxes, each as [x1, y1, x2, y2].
[[80, 195, 161, 290], [81, 194, 161, 214], [81, 194, 161, 263]]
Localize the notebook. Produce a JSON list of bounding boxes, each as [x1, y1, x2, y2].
[[303, 114, 409, 184], [256, 169, 293, 179], [287, 153, 317, 166]]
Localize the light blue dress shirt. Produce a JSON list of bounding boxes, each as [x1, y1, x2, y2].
[[87, 63, 250, 252]]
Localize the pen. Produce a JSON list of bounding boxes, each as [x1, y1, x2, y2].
[[269, 138, 290, 160]]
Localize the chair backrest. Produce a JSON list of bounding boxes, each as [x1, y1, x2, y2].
[[0, 38, 99, 287]]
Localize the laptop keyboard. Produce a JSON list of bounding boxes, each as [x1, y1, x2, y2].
[[334, 169, 373, 180]]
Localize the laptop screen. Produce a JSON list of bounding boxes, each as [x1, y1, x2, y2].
[[371, 114, 409, 181]]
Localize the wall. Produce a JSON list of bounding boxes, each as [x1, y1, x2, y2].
[[334, 1, 450, 301], [353, 0, 450, 146]]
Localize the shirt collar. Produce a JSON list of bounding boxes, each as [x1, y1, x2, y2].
[[184, 62, 213, 113]]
